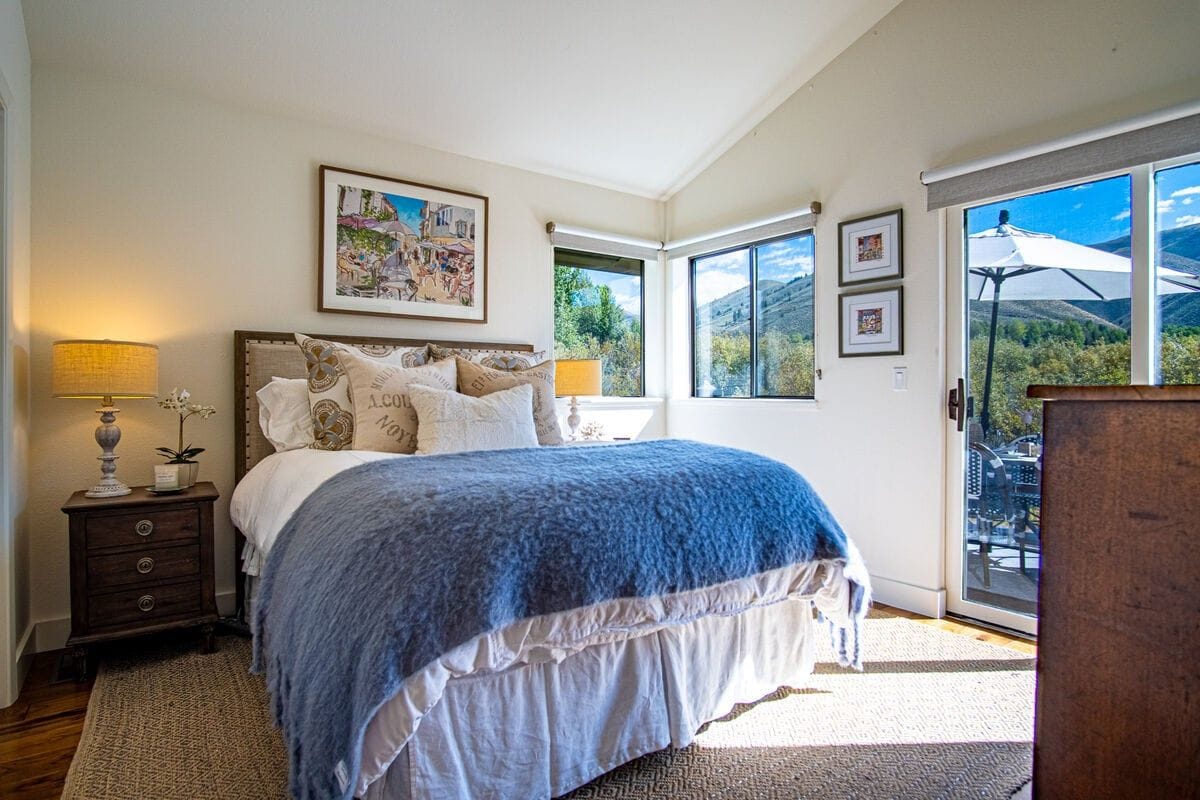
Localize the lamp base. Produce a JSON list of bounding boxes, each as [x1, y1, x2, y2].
[[567, 396, 581, 441], [85, 477, 132, 498], [87, 402, 131, 498]]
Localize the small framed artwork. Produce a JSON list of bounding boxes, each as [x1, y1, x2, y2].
[[319, 164, 488, 322], [839, 286, 903, 357], [838, 208, 902, 286]]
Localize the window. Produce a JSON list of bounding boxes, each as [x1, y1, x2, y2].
[[1154, 159, 1200, 385], [691, 232, 815, 398], [553, 248, 644, 397]]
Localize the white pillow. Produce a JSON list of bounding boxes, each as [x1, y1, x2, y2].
[[256, 377, 314, 452], [409, 384, 538, 455]]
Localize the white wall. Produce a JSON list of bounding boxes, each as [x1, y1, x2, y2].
[[0, 0, 32, 706], [665, 0, 1200, 612], [27, 68, 662, 642]]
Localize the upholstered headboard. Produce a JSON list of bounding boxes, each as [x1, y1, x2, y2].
[[233, 330, 536, 482], [231, 330, 537, 620]]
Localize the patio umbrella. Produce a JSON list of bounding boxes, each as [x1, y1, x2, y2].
[[370, 219, 415, 237], [968, 209, 1199, 435]]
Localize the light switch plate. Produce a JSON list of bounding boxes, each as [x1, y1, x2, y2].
[[892, 366, 907, 391]]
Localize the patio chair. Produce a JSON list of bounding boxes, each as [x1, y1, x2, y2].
[[966, 442, 1019, 589]]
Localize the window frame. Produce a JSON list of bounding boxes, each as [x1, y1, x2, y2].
[[689, 229, 816, 400], [552, 246, 647, 398]]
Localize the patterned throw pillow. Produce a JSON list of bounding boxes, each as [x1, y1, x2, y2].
[[293, 334, 428, 450], [340, 352, 457, 453], [428, 343, 548, 371], [454, 357, 564, 445]]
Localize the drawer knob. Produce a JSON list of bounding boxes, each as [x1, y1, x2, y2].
[[137, 595, 155, 612], [136, 557, 155, 574], [135, 519, 154, 537]]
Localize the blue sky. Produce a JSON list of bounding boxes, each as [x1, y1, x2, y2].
[[693, 234, 814, 305], [384, 193, 427, 232], [589, 270, 642, 316], [966, 162, 1200, 245]]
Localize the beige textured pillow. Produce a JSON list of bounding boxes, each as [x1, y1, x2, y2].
[[340, 353, 457, 453], [428, 343, 548, 371], [455, 357, 563, 445], [409, 384, 538, 455], [294, 334, 428, 450]]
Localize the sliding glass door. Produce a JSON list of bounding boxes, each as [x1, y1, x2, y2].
[[945, 156, 1200, 633]]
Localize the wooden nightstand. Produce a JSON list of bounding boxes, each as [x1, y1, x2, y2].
[[61, 481, 219, 680]]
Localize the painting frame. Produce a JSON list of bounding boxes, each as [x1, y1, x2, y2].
[[318, 164, 488, 323], [838, 208, 903, 287], [838, 285, 903, 358]]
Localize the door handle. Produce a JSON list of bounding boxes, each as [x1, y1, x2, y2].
[[948, 378, 966, 432]]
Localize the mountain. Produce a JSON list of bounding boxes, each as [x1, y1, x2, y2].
[[695, 276, 814, 338], [696, 223, 1200, 339]]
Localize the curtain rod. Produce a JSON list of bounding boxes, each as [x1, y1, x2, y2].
[[662, 202, 822, 252], [545, 222, 663, 251], [921, 98, 1200, 186]]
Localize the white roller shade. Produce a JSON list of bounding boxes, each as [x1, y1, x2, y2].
[[664, 203, 821, 261], [922, 101, 1200, 211], [545, 222, 662, 261]]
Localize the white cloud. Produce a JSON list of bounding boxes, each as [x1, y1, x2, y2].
[[1111, 210, 1131, 221], [1184, 197, 1193, 206], [611, 289, 641, 315], [695, 270, 749, 306], [1072, 202, 1084, 211], [1174, 214, 1200, 227], [1170, 185, 1200, 198], [1158, 198, 1176, 213]]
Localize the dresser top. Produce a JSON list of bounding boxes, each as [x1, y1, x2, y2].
[[1028, 384, 1200, 402], [62, 481, 219, 512]]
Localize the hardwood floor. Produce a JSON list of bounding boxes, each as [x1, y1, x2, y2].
[[0, 605, 1036, 799], [0, 652, 93, 800]]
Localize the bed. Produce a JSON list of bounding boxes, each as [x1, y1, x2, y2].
[[230, 330, 870, 800]]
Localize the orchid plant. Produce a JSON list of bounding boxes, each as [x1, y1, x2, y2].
[[157, 388, 217, 463]]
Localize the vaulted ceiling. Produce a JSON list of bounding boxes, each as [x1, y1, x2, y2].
[[23, 0, 901, 198]]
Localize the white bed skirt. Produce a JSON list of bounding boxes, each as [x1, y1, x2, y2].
[[363, 596, 818, 800]]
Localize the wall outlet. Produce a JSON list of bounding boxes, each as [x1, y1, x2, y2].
[[892, 366, 907, 391]]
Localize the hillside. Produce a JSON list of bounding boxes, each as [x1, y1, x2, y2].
[[696, 276, 814, 337], [696, 223, 1200, 339]]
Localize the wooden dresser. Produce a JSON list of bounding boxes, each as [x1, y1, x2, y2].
[[1028, 385, 1200, 799], [62, 482, 219, 680]]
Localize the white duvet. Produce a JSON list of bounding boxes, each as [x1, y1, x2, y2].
[[231, 447, 867, 799]]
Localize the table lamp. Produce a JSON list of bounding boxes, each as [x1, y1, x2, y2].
[[52, 339, 159, 498], [554, 359, 602, 440]]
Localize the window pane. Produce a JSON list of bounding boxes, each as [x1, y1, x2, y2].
[[693, 248, 751, 397], [755, 234, 815, 397], [965, 175, 1132, 448], [1153, 160, 1200, 385], [553, 249, 643, 397]]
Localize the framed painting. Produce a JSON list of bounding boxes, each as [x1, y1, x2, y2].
[[319, 165, 488, 322], [839, 286, 903, 357], [838, 208, 902, 286]]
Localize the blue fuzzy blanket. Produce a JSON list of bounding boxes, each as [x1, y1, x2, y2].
[[253, 439, 863, 800]]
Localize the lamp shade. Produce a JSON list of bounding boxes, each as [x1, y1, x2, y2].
[[554, 359, 602, 397], [51, 339, 159, 399]]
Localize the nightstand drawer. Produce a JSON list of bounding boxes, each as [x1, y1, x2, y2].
[[86, 507, 199, 550], [87, 580, 202, 629], [86, 543, 201, 591]]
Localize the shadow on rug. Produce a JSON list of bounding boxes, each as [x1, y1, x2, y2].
[[63, 610, 1034, 799]]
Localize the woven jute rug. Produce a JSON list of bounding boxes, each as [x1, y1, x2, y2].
[[63, 610, 1034, 799]]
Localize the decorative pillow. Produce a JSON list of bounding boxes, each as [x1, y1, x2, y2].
[[294, 334, 428, 450], [256, 377, 314, 452], [428, 343, 548, 371], [409, 384, 538, 455], [339, 352, 457, 453], [454, 357, 563, 445]]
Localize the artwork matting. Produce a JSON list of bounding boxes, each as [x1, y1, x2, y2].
[[838, 285, 904, 358], [319, 164, 488, 322], [838, 208, 903, 287]]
